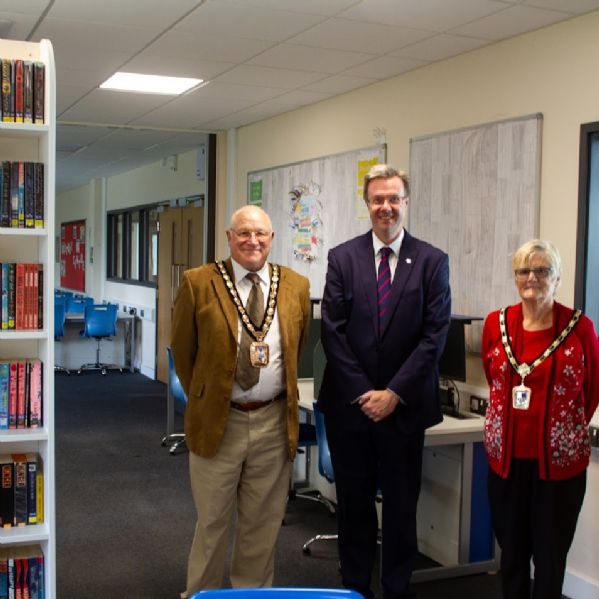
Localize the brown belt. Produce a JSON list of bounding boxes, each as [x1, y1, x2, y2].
[[230, 392, 286, 412]]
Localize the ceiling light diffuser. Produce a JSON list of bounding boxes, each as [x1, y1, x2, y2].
[[99, 72, 203, 95]]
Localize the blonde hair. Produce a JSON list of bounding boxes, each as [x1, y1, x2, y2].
[[512, 239, 562, 278]]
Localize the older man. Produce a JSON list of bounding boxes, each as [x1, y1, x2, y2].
[[172, 205, 310, 595], [319, 165, 451, 599]]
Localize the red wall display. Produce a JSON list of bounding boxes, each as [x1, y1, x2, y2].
[[60, 220, 86, 292]]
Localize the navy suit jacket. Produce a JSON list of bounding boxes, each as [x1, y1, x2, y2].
[[318, 230, 451, 433]]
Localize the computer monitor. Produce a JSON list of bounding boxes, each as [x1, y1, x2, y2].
[[438, 317, 467, 382]]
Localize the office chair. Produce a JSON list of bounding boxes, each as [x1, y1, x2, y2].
[[54, 299, 71, 375], [288, 420, 336, 515], [301, 402, 339, 555], [77, 303, 123, 375], [161, 346, 188, 455], [66, 295, 93, 315], [189, 588, 363, 599]]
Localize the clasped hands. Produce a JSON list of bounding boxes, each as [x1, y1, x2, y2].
[[354, 389, 400, 422]]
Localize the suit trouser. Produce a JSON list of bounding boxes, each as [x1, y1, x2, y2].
[[487, 459, 586, 599], [326, 416, 425, 599], [185, 398, 291, 596]]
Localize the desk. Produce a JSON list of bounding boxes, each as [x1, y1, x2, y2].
[[297, 379, 499, 582], [54, 313, 137, 373]]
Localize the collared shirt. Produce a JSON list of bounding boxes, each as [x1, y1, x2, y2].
[[230, 259, 285, 403], [372, 229, 405, 283]]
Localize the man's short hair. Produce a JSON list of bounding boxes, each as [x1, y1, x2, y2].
[[363, 164, 410, 201]]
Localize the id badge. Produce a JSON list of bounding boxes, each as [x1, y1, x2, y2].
[[512, 384, 531, 410]]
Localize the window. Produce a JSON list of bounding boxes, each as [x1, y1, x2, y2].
[[575, 122, 599, 329], [107, 205, 159, 286]]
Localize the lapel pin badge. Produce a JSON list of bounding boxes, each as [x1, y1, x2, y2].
[[406, 258, 412, 264]]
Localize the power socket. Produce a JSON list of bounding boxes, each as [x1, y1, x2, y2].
[[470, 395, 488, 416], [590, 426, 599, 448]]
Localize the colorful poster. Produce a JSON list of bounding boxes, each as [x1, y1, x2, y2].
[[249, 180, 263, 205], [289, 182, 322, 263], [60, 220, 86, 292]]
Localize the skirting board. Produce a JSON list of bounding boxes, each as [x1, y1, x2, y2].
[[563, 570, 599, 599]]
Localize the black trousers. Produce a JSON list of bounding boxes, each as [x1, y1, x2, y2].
[[487, 459, 586, 599], [326, 416, 424, 599]]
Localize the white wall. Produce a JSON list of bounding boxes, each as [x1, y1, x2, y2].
[[55, 144, 207, 378], [229, 10, 599, 596]]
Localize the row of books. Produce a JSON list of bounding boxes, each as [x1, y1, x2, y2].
[[1, 263, 44, 331], [0, 454, 43, 529], [0, 161, 44, 229], [0, 545, 44, 599], [1, 58, 45, 124], [0, 360, 43, 430]]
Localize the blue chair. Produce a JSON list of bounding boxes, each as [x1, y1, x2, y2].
[[161, 347, 188, 455], [289, 420, 336, 515], [301, 402, 338, 555], [77, 304, 123, 375], [189, 589, 363, 599], [66, 295, 93, 315], [54, 300, 71, 375]]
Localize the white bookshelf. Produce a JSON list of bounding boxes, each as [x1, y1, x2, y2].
[[0, 38, 56, 598]]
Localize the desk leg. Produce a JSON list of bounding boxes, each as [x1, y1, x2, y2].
[[458, 442, 473, 564], [123, 317, 136, 373]]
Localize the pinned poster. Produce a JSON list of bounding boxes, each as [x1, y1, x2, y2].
[[60, 219, 86, 292]]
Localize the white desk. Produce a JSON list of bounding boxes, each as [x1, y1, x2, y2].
[[55, 313, 137, 373], [297, 379, 499, 582]]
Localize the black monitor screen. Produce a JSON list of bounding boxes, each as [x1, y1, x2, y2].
[[438, 318, 467, 382]]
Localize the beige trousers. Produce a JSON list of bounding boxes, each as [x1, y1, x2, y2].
[[185, 398, 291, 596]]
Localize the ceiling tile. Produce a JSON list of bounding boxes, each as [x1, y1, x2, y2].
[[247, 44, 374, 74], [240, 0, 357, 16], [523, 0, 599, 13], [301, 74, 378, 95], [57, 125, 114, 149], [213, 65, 326, 89], [340, 0, 509, 31], [393, 33, 490, 61], [47, 0, 201, 28], [191, 81, 288, 102], [175, 0, 326, 41], [342, 55, 428, 79], [449, 4, 572, 39], [122, 52, 234, 80], [59, 89, 173, 125], [0, 12, 39, 39]]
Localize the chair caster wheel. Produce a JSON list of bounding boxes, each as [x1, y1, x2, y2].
[[101, 369, 107, 375]]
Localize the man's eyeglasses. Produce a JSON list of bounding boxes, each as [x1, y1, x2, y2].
[[233, 229, 271, 241], [368, 195, 407, 207], [514, 267, 553, 280]]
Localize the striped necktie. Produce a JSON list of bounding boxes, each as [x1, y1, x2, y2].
[[377, 247, 393, 334]]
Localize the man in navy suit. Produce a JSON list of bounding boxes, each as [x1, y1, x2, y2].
[[319, 164, 451, 599]]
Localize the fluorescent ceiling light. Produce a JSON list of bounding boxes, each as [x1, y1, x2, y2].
[[99, 72, 203, 95]]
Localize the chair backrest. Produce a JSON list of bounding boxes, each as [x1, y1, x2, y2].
[[166, 346, 188, 409], [66, 295, 93, 314], [82, 304, 118, 338], [313, 402, 335, 484], [190, 589, 363, 599], [54, 301, 66, 338]]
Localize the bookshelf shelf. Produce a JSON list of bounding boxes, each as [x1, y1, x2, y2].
[[0, 38, 55, 597]]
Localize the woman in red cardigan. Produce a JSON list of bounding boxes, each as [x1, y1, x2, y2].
[[481, 239, 599, 599]]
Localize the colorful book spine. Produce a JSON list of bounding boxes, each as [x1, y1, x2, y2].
[[33, 163, 44, 229], [0, 162, 10, 227], [17, 161, 24, 229], [7, 263, 15, 330], [1, 263, 8, 330], [0, 455, 14, 527], [13, 60, 23, 124], [1, 59, 12, 123], [28, 360, 42, 428], [15, 264, 25, 331], [7, 362, 17, 429], [33, 63, 44, 125], [10, 162, 19, 228], [24, 162, 34, 229], [11, 454, 27, 527], [23, 61, 33, 124], [0, 363, 8, 429], [25, 455, 38, 525]]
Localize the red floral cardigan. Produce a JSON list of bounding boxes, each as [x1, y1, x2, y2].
[[481, 302, 599, 480]]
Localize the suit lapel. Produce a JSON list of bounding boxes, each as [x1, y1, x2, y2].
[[356, 232, 379, 339], [212, 258, 240, 340], [276, 265, 291, 352]]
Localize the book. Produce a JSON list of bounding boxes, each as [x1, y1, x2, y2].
[[33, 163, 44, 229], [13, 60, 23, 124], [25, 454, 38, 524], [10, 162, 19, 228], [28, 360, 42, 428], [0, 547, 8, 599], [17, 162, 24, 229], [15, 264, 25, 331], [0, 362, 8, 429], [33, 63, 44, 125], [1, 59, 12, 123], [1, 263, 8, 330], [0, 162, 10, 227], [11, 454, 28, 527], [0, 455, 14, 527], [23, 62, 33, 124], [7, 263, 15, 330], [35, 459, 43, 525], [37, 264, 43, 330], [24, 163, 34, 229], [8, 362, 17, 429]]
